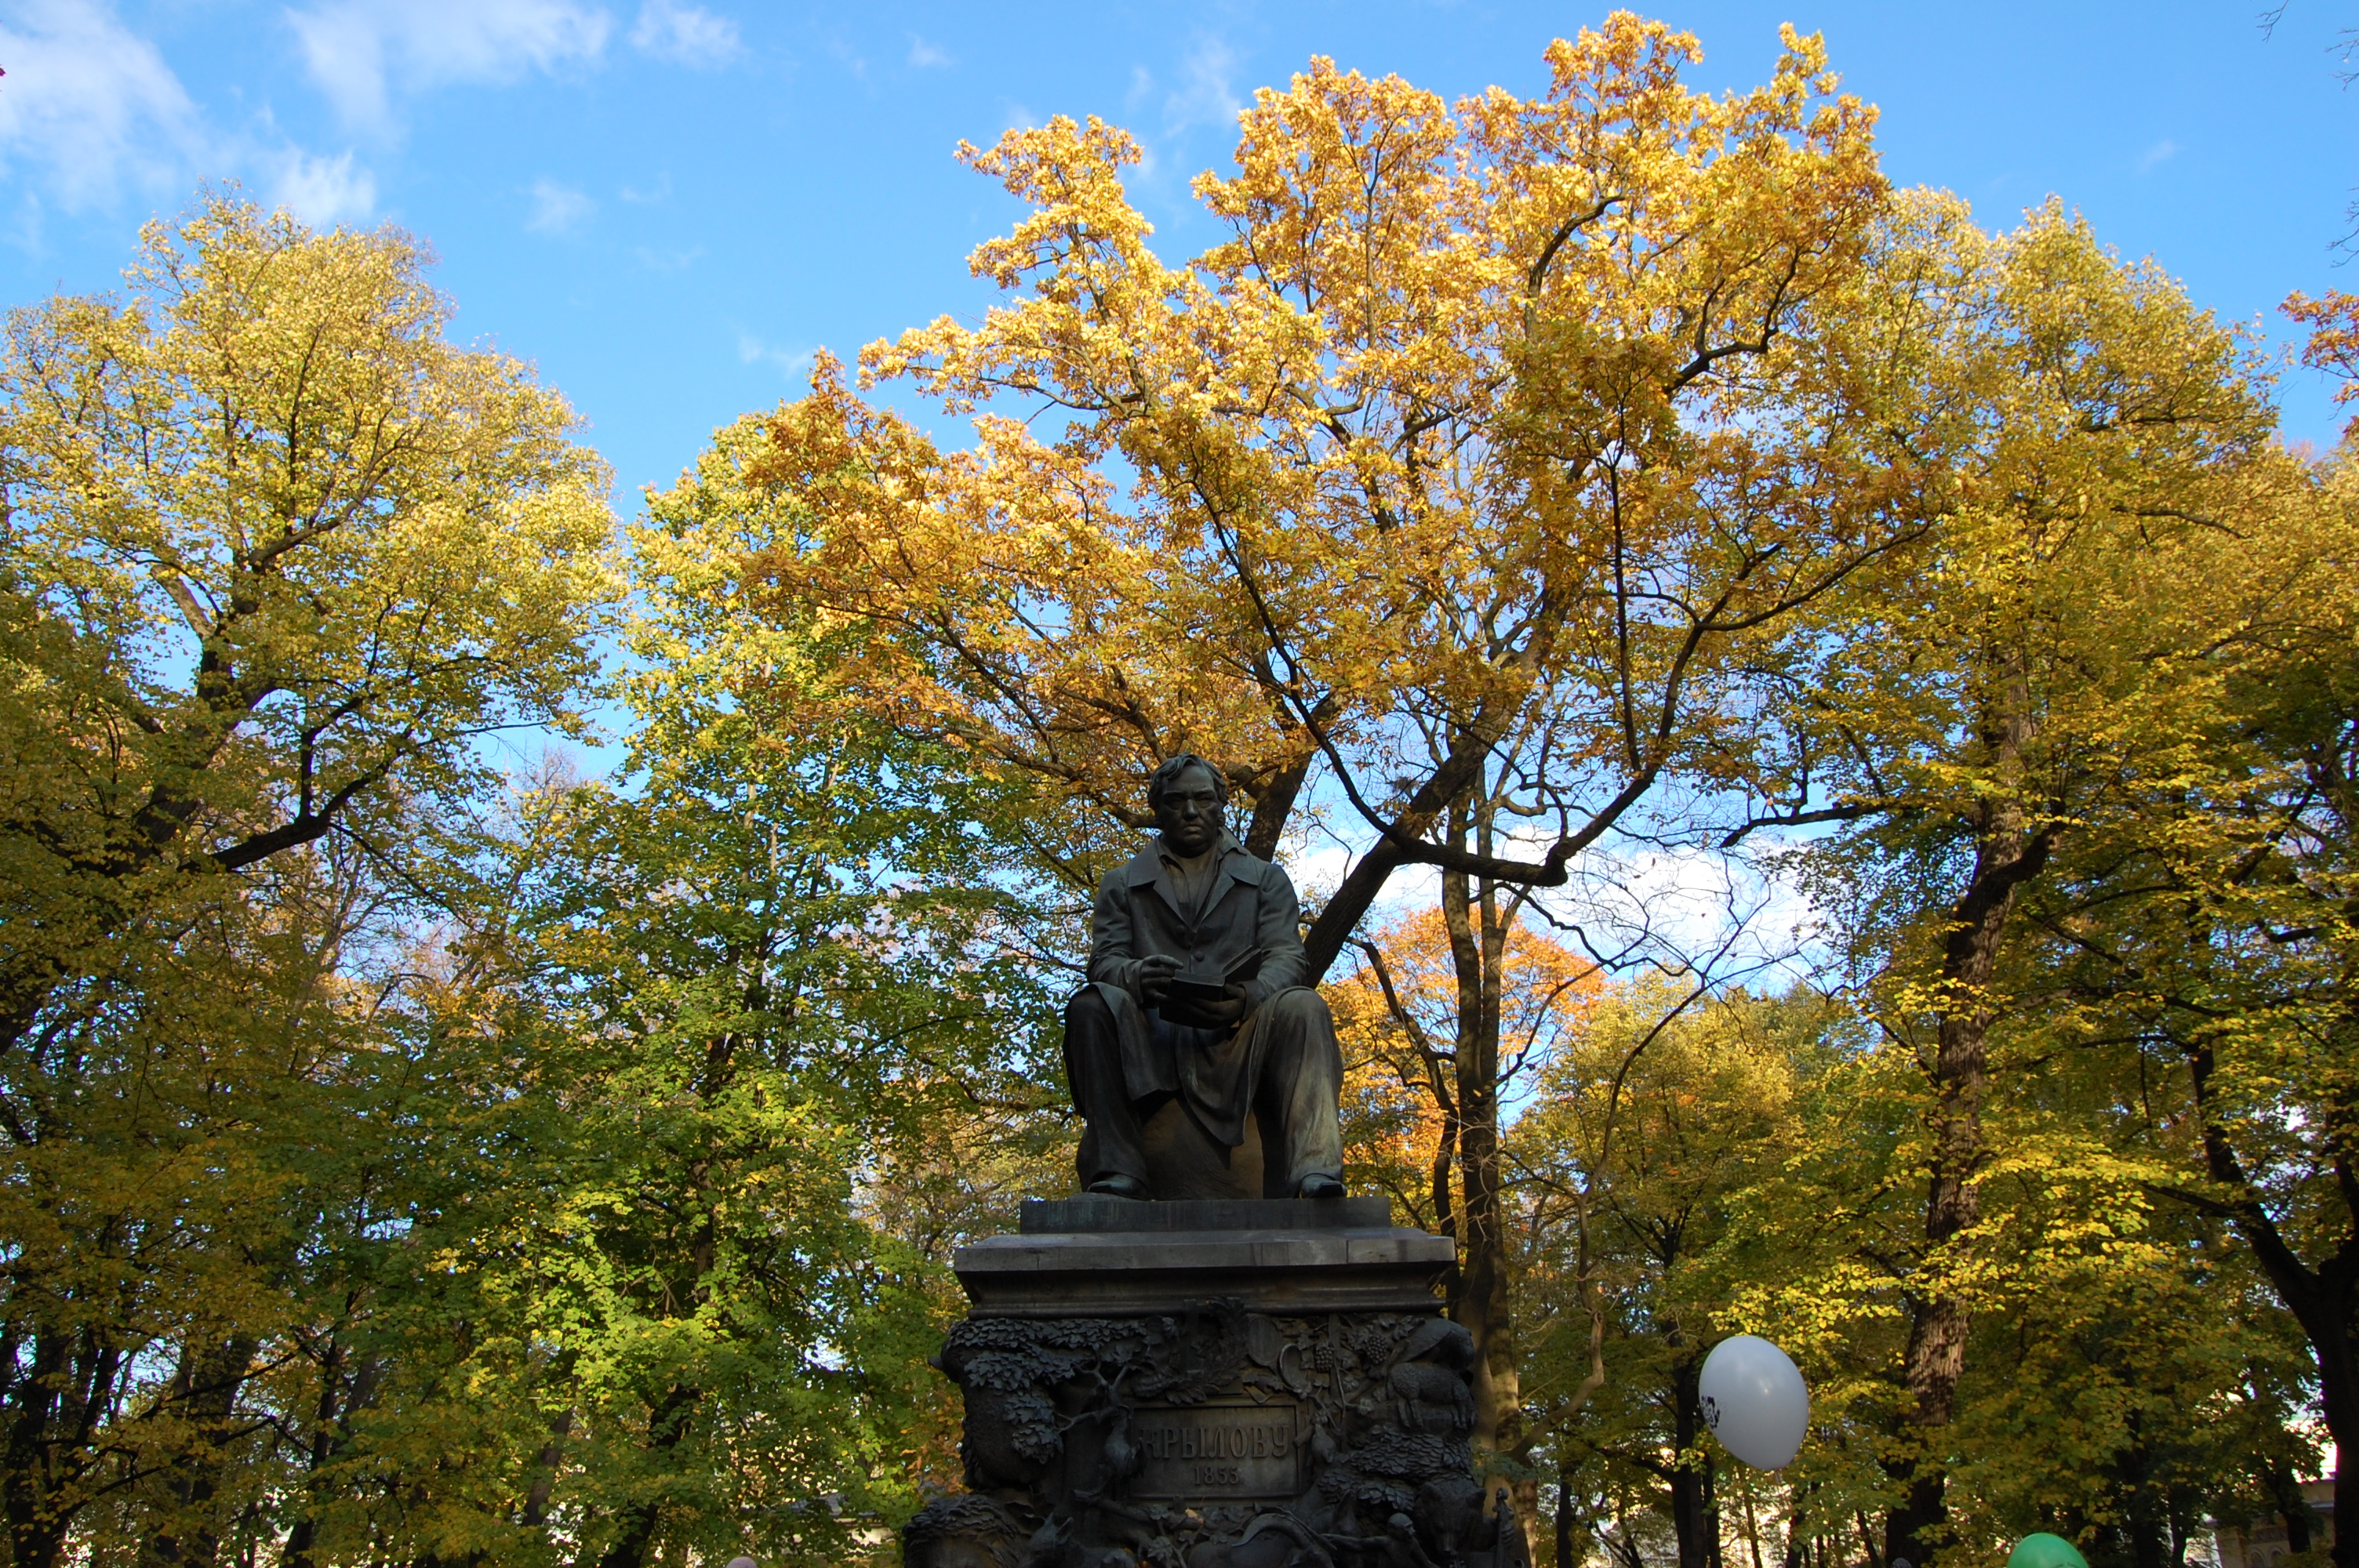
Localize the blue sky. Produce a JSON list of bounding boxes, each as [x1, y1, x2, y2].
[[0, 0, 2350, 504]]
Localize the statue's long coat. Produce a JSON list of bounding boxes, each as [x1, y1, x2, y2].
[[1081, 836, 1311, 1147]]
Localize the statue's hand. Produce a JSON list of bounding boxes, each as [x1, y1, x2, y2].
[[1137, 953, 1181, 1005], [1174, 984, 1249, 1029], [1198, 981, 1255, 1028]]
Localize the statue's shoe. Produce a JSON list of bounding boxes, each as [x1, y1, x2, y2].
[[1296, 1174, 1346, 1200], [1085, 1174, 1149, 1200]]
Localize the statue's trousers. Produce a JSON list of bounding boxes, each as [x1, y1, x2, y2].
[[1064, 982, 1344, 1195]]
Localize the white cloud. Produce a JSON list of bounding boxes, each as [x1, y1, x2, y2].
[[2137, 137, 2179, 173], [825, 31, 867, 82], [907, 33, 950, 69], [288, 0, 613, 132], [267, 147, 376, 226], [0, 0, 205, 208], [736, 330, 810, 377], [630, 0, 736, 67], [1289, 808, 1819, 993], [1165, 35, 1242, 136], [525, 177, 593, 234], [1536, 846, 1816, 975], [0, 1, 379, 230]]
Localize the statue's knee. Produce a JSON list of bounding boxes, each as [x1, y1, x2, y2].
[[1066, 987, 1114, 1032], [1266, 987, 1332, 1028]]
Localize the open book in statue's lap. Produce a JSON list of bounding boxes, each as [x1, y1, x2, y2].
[[1063, 752, 1347, 1202]]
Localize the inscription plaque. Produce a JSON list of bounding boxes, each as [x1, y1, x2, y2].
[[1128, 1401, 1303, 1500]]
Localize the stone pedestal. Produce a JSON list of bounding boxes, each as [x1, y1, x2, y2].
[[903, 1199, 1531, 1568]]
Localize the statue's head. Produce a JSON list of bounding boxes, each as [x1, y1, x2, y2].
[[1148, 753, 1227, 856]]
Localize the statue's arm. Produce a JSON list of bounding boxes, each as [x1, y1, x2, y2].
[[1245, 866, 1310, 1007], [1085, 873, 1143, 996]]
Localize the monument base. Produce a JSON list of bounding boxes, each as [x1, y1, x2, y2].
[[905, 1200, 1530, 1568]]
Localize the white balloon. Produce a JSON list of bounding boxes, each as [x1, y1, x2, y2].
[[1697, 1334, 1808, 1469]]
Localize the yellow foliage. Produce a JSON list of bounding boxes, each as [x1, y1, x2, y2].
[[0, 191, 616, 1564], [739, 18, 1913, 973]]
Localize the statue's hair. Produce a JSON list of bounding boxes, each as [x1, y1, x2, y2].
[[1147, 752, 1229, 811]]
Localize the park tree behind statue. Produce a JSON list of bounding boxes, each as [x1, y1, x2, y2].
[[1510, 981, 1822, 1568], [2026, 435, 2359, 1567], [740, 17, 1938, 1480], [456, 413, 1066, 1568]]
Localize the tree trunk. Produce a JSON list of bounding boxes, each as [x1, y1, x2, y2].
[[2269, 1464, 2316, 1558], [1670, 1355, 1719, 1568], [590, 1382, 699, 1568], [283, 1348, 386, 1568], [1442, 840, 1530, 1459], [1608, 1496, 1647, 1568], [1241, 746, 1315, 863], [2, 1317, 125, 1568], [1856, 1514, 1885, 1568], [1885, 659, 2050, 1568], [1557, 1467, 1579, 1568], [2, 1327, 74, 1568], [2188, 1045, 2357, 1568], [140, 1334, 259, 1568]]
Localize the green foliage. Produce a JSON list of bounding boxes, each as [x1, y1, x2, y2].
[[1510, 978, 2319, 1568], [0, 191, 617, 1568], [463, 410, 1067, 1563], [0, 204, 1067, 1568]]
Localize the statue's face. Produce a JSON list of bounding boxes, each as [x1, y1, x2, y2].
[[1154, 764, 1225, 856]]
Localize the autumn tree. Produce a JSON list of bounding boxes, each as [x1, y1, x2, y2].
[[2283, 290, 2359, 440], [1513, 981, 1828, 1568], [743, 20, 1943, 1486], [0, 194, 615, 1568], [1746, 200, 2311, 1567], [461, 412, 1060, 1568], [1342, 904, 1600, 1237], [1699, 995, 2321, 1568], [1341, 890, 1607, 1504], [80, 410, 1067, 1566], [2019, 435, 2359, 1568]]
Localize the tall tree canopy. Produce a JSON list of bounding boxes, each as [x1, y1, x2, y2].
[[740, 17, 1933, 1490], [0, 19, 2352, 1568], [0, 194, 616, 1568], [1744, 198, 2312, 1568], [747, 16, 1914, 979]]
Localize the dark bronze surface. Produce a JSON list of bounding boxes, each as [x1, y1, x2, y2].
[[1020, 1197, 1394, 1234]]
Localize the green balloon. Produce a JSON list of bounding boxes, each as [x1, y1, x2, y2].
[[2010, 1535, 2090, 1568]]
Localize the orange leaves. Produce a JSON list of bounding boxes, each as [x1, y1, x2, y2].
[[1331, 904, 1604, 1220], [2284, 289, 2359, 437], [1343, 905, 1605, 1083]]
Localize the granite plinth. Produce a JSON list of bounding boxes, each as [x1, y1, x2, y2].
[[958, 1199, 1453, 1317], [911, 1198, 1528, 1568]]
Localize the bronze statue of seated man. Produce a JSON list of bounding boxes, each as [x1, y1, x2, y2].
[[1063, 752, 1347, 1201]]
